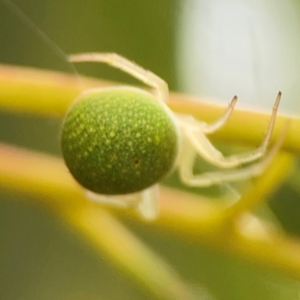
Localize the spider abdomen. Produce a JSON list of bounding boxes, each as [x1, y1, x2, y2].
[[61, 87, 179, 195]]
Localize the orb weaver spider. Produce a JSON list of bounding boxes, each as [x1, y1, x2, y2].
[[61, 53, 281, 220]]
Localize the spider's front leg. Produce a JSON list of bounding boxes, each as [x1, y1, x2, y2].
[[177, 92, 282, 187], [178, 92, 281, 169], [69, 52, 169, 102], [178, 131, 285, 187]]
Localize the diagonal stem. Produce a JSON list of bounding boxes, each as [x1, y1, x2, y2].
[[1, 143, 300, 281]]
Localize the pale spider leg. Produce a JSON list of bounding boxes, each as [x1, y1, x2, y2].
[[175, 95, 237, 133], [176, 143, 242, 201], [136, 185, 159, 220], [86, 185, 159, 220], [86, 190, 140, 208], [203, 95, 238, 134], [177, 139, 197, 181], [181, 92, 281, 168], [69, 52, 169, 103], [178, 123, 286, 187]]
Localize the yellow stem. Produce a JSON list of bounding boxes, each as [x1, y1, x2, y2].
[[0, 143, 196, 300], [1, 143, 300, 280], [62, 205, 196, 300], [222, 152, 295, 222], [0, 64, 299, 153]]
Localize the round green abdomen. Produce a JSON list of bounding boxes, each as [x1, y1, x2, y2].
[[61, 88, 179, 195]]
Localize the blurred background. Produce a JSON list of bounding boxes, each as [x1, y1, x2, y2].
[[1, 0, 300, 299]]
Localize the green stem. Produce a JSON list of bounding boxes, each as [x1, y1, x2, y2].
[[0, 143, 197, 300], [1, 143, 300, 281], [0, 64, 299, 153]]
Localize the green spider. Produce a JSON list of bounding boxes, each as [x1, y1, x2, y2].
[[61, 53, 281, 220]]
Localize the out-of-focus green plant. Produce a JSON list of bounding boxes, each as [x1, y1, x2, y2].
[[2, 0, 300, 299], [0, 64, 300, 299]]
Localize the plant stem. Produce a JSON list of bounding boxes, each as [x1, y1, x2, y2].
[[0, 64, 299, 154], [1, 143, 300, 281]]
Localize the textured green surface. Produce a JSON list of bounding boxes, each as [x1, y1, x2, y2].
[[61, 88, 179, 195]]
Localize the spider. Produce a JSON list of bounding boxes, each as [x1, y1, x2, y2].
[[61, 53, 281, 220]]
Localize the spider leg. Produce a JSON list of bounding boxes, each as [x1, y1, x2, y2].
[[136, 185, 159, 220], [178, 126, 286, 187], [86, 190, 140, 208], [176, 95, 237, 133], [203, 95, 238, 134], [180, 92, 281, 168], [86, 184, 159, 220], [69, 52, 169, 103]]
